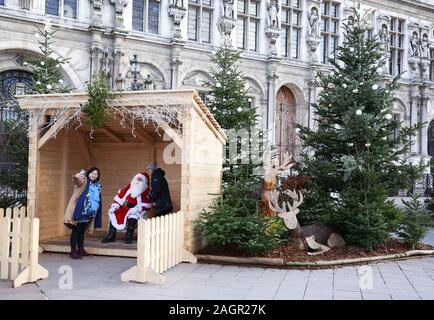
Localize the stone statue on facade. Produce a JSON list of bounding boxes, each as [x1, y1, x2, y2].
[[420, 33, 430, 59], [308, 7, 319, 39], [222, 0, 234, 19], [410, 31, 420, 57], [378, 24, 390, 52], [170, 0, 184, 8], [267, 0, 279, 28]]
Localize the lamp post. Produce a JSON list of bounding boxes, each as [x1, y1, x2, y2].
[[129, 54, 143, 90]]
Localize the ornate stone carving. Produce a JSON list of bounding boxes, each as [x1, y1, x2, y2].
[[91, 0, 104, 28], [168, 5, 187, 42], [110, 0, 128, 30], [217, 16, 236, 47], [265, 27, 281, 57]]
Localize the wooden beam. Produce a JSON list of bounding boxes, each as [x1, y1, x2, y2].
[[76, 132, 92, 167], [156, 121, 182, 147], [100, 127, 124, 143], [38, 113, 69, 149], [132, 127, 154, 144]]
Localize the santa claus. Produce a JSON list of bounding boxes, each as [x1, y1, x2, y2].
[[101, 172, 153, 244]]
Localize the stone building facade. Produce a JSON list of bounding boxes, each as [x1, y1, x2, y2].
[[0, 0, 434, 193]]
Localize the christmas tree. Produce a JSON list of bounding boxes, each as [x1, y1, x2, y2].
[[297, 9, 424, 250], [0, 17, 72, 207], [196, 41, 286, 253], [205, 47, 257, 131], [24, 17, 71, 94]]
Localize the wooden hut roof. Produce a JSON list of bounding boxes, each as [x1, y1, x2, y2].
[[16, 89, 227, 143]]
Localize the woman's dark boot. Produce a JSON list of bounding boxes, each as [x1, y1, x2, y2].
[[70, 248, 82, 259], [101, 224, 117, 243], [125, 219, 137, 244], [78, 247, 89, 256]]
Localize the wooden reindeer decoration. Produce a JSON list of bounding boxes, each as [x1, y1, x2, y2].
[[268, 189, 345, 255], [261, 151, 293, 217]]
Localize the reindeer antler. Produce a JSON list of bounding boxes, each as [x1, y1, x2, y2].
[[268, 190, 287, 213], [276, 152, 293, 171], [282, 189, 304, 215]]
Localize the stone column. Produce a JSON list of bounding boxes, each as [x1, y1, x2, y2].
[[170, 57, 183, 89], [90, 29, 103, 76], [266, 72, 279, 146], [409, 86, 420, 155], [113, 33, 127, 90], [420, 83, 430, 156]]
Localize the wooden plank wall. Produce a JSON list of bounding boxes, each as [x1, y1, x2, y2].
[[90, 142, 182, 230], [181, 108, 223, 253], [36, 132, 66, 241]]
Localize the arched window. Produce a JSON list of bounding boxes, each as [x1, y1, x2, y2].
[[132, 0, 160, 34], [46, 0, 77, 19]]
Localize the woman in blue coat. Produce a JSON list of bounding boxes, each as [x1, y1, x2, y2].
[[64, 167, 102, 259]]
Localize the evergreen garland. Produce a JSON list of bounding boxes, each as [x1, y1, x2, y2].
[[81, 72, 114, 129]]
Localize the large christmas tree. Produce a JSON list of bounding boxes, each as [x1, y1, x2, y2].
[[297, 9, 423, 249]]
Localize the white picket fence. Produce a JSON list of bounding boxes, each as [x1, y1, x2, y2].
[[0, 207, 49, 288], [121, 211, 197, 284]]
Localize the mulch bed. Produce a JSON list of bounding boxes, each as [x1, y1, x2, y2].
[[197, 239, 433, 263]]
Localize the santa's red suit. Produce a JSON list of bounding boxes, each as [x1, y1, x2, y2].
[[108, 173, 153, 230]]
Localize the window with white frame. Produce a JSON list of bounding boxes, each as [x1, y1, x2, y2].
[[46, 0, 77, 19], [236, 0, 260, 51], [320, 0, 339, 64], [188, 0, 213, 43], [281, 0, 302, 59], [388, 17, 405, 75], [0, 0, 4, 6], [132, 0, 160, 34]]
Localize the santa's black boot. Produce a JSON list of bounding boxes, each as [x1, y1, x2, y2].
[[125, 219, 137, 244], [101, 224, 117, 243]]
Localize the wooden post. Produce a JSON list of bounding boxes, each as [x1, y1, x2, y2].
[[13, 218, 49, 288], [120, 219, 164, 284], [0, 218, 10, 280]]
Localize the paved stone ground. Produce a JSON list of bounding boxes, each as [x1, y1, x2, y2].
[[1, 229, 433, 300]]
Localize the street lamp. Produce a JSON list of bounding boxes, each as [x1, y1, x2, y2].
[[129, 54, 143, 90]]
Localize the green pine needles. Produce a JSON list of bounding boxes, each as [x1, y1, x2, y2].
[[205, 47, 257, 131], [297, 9, 425, 250], [25, 19, 72, 94], [82, 72, 114, 129], [399, 196, 432, 249]]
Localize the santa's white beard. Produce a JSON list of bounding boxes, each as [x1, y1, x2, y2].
[[130, 175, 147, 198]]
